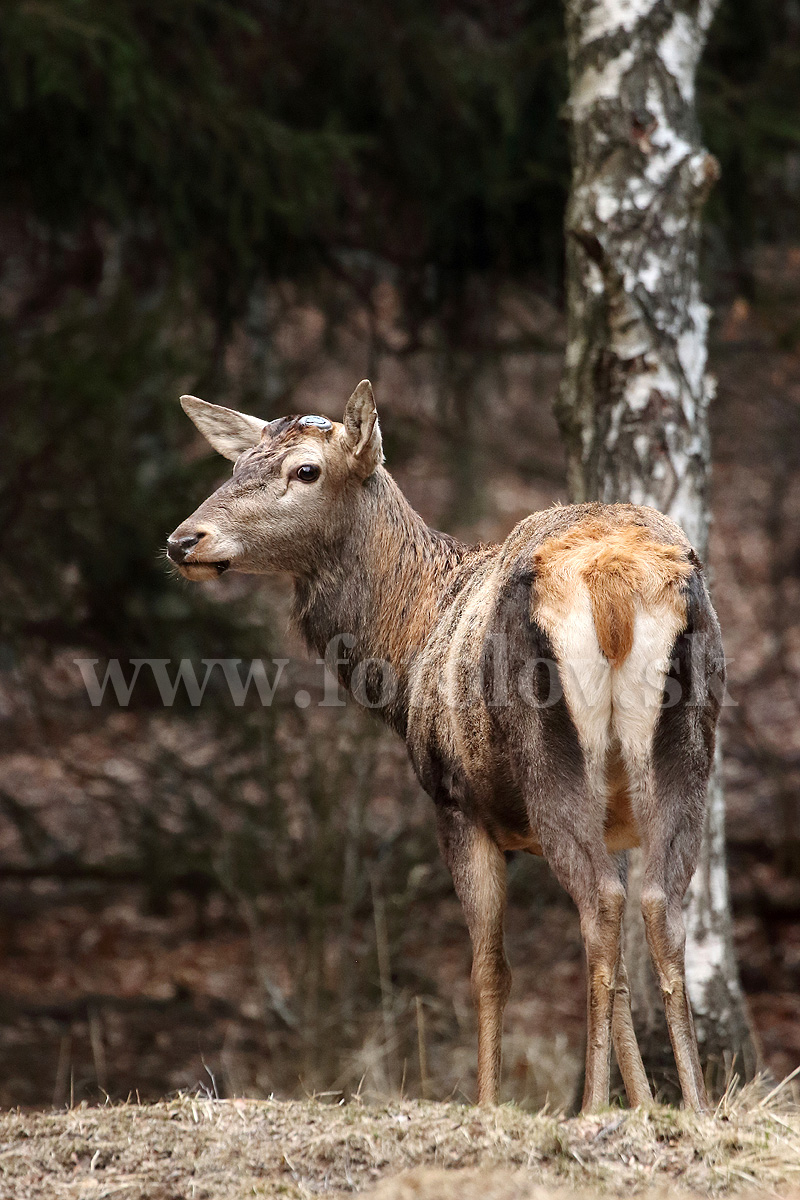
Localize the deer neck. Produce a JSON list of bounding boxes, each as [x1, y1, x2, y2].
[[292, 468, 466, 731]]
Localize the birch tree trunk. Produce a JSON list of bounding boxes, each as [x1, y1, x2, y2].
[[558, 0, 758, 1100]]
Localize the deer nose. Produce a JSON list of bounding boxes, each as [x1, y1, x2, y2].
[[167, 532, 203, 564]]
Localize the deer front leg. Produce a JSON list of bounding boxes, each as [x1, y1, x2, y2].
[[612, 949, 653, 1108], [606, 855, 652, 1107], [437, 808, 510, 1105]]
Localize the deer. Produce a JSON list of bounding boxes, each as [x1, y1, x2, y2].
[[167, 379, 724, 1113]]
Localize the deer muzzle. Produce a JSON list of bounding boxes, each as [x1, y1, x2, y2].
[[166, 525, 230, 579]]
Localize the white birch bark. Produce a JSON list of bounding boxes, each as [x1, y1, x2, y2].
[[558, 0, 758, 1097]]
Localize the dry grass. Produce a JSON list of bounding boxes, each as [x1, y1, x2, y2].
[[0, 1085, 799, 1200]]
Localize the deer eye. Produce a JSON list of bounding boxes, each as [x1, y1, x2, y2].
[[295, 464, 321, 483]]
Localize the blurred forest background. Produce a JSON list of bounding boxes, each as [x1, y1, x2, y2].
[[1, 0, 799, 1109]]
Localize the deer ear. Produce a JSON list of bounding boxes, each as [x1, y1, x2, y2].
[[342, 380, 383, 477], [180, 396, 267, 462]]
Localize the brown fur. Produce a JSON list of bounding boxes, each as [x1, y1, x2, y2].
[[168, 383, 724, 1115], [603, 743, 638, 853]]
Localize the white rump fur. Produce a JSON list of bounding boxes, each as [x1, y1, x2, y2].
[[541, 581, 686, 770]]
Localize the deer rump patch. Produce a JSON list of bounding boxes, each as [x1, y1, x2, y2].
[[531, 520, 693, 670]]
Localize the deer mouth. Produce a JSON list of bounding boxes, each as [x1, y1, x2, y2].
[[178, 560, 230, 580]]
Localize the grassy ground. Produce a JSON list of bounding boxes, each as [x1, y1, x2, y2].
[[1, 1088, 799, 1200]]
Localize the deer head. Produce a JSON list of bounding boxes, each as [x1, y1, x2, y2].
[[166, 380, 383, 580]]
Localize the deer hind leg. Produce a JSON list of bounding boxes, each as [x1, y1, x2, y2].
[[623, 754, 709, 1112], [436, 807, 510, 1105], [540, 805, 651, 1110], [536, 783, 627, 1113], [582, 871, 627, 1112], [610, 590, 716, 1111], [641, 875, 706, 1111]]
